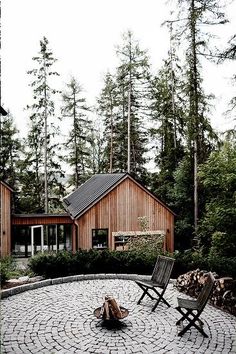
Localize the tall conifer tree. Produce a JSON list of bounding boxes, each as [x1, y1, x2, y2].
[[150, 51, 185, 204], [61, 77, 92, 187], [173, 0, 227, 243], [0, 111, 21, 188], [97, 72, 119, 173], [21, 37, 64, 213], [98, 31, 152, 182]]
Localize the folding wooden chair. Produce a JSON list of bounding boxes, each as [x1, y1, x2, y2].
[[135, 255, 175, 312], [176, 272, 215, 337]]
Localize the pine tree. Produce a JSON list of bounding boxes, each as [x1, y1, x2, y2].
[[220, 34, 236, 60], [149, 46, 185, 204], [21, 37, 64, 213], [97, 31, 152, 182], [219, 33, 236, 123], [96, 72, 119, 173], [61, 77, 92, 187], [90, 124, 104, 174], [117, 31, 151, 180], [0, 111, 21, 188], [173, 0, 227, 242]]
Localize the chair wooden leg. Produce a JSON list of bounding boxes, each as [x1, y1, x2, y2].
[[176, 310, 208, 337], [137, 287, 149, 304], [151, 288, 171, 311], [178, 319, 208, 338], [176, 309, 192, 325], [136, 282, 170, 311], [136, 283, 155, 304]]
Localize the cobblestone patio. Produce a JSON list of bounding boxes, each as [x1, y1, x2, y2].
[[1, 278, 236, 353]]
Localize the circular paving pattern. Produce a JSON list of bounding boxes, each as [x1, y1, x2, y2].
[[1, 279, 236, 353]]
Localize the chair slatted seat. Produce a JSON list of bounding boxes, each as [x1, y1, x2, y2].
[[176, 272, 215, 337], [135, 255, 175, 312]]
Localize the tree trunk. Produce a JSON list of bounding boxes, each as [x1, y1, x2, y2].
[[190, 0, 199, 241], [44, 67, 48, 214]]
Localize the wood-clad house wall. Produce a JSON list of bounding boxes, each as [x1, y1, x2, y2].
[[75, 178, 174, 252], [12, 215, 73, 226], [0, 182, 12, 257]]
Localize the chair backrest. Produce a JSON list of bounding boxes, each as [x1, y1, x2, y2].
[[197, 272, 215, 310], [151, 255, 175, 287]]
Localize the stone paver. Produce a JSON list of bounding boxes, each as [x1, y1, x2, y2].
[[1, 278, 236, 353]]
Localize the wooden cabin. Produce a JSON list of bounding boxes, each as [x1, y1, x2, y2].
[[0, 181, 13, 257], [2, 173, 175, 257], [63, 173, 175, 252]]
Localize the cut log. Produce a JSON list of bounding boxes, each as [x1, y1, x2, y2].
[[98, 295, 123, 320], [106, 296, 122, 319]]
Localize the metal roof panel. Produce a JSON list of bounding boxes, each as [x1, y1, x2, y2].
[[63, 173, 127, 218]]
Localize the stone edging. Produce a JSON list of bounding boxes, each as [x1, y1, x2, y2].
[[1, 274, 157, 299]]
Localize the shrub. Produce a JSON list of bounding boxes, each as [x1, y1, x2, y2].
[[28, 249, 159, 279], [28, 251, 74, 278], [127, 233, 165, 258], [0, 256, 17, 286], [173, 250, 205, 278], [207, 255, 236, 278], [173, 249, 236, 279], [209, 231, 236, 258]]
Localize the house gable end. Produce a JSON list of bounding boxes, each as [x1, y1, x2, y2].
[[63, 173, 127, 219]]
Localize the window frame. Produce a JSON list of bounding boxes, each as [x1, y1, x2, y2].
[[92, 228, 109, 249]]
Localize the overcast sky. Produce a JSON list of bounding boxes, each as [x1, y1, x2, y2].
[[1, 0, 236, 136]]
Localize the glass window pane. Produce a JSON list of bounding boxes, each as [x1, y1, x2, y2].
[[92, 229, 108, 249]]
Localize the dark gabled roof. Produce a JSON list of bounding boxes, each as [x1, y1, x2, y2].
[[63, 173, 127, 219], [63, 173, 175, 219], [0, 180, 14, 192], [0, 106, 7, 116]]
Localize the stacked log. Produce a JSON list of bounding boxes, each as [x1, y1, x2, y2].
[[212, 277, 236, 316], [175, 269, 210, 297], [99, 296, 123, 320], [176, 269, 236, 316]]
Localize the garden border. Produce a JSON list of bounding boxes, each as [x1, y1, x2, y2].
[[1, 274, 160, 299]]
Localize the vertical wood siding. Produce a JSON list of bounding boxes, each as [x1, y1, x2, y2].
[[77, 178, 174, 252], [12, 216, 73, 225], [0, 184, 12, 257]]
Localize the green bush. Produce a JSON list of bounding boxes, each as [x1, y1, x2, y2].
[[209, 231, 236, 258], [172, 250, 205, 278], [0, 256, 17, 286], [28, 251, 74, 278], [173, 249, 236, 279], [28, 249, 158, 279], [207, 255, 236, 278]]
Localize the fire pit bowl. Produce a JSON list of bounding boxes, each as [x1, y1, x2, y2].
[[94, 306, 129, 320]]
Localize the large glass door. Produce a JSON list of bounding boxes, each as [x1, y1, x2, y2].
[[12, 224, 72, 256], [31, 225, 44, 256]]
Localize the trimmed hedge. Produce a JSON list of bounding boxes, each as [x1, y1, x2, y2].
[[28, 249, 158, 279], [28, 249, 236, 280]]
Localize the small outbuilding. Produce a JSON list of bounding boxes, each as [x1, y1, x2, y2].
[[0, 181, 14, 257], [63, 173, 175, 252]]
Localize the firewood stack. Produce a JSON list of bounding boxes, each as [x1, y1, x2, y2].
[[212, 277, 236, 315], [99, 296, 123, 320], [176, 269, 236, 316], [175, 269, 210, 297]]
